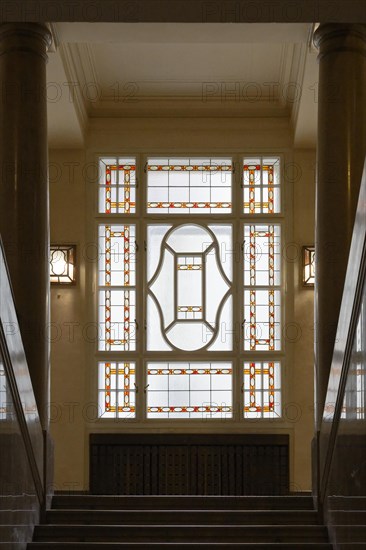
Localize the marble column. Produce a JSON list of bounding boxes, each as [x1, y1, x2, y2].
[[0, 24, 51, 428], [314, 24, 366, 427]]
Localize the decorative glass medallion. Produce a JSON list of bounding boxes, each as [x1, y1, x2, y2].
[[147, 224, 232, 351]]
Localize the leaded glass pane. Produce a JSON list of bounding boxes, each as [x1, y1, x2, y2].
[[147, 224, 232, 351], [147, 158, 232, 214], [99, 157, 136, 214], [98, 225, 137, 351], [243, 225, 281, 287], [243, 290, 281, 351], [243, 157, 280, 214], [98, 362, 136, 418], [243, 361, 281, 418], [98, 225, 136, 287], [243, 224, 281, 351], [147, 362, 232, 418]]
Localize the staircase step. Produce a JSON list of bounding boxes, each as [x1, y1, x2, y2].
[[45, 509, 319, 525], [33, 524, 329, 543], [28, 543, 333, 549], [332, 525, 366, 542], [51, 495, 314, 511]]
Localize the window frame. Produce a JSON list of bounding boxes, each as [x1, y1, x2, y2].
[[92, 151, 288, 426]]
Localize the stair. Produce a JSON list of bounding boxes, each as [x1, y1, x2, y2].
[[28, 494, 332, 548]]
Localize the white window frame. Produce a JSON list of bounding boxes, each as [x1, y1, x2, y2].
[[92, 151, 287, 426]]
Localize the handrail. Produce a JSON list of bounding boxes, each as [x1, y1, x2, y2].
[[0, 237, 44, 505], [318, 159, 366, 504]]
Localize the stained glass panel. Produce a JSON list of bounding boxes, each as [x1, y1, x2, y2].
[[98, 225, 136, 351], [99, 157, 136, 214], [243, 290, 281, 351], [147, 158, 232, 214], [147, 362, 232, 418], [243, 224, 281, 351], [98, 362, 136, 418], [147, 224, 232, 351], [243, 157, 280, 214], [243, 361, 281, 418], [243, 225, 281, 286]]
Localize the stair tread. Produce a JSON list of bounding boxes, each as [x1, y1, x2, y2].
[[36, 523, 328, 530], [30, 494, 330, 547], [52, 495, 314, 511], [28, 544, 334, 549], [33, 523, 329, 543], [28, 544, 333, 549], [46, 509, 319, 525]]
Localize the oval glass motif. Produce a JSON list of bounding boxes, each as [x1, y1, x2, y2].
[[148, 224, 232, 351]]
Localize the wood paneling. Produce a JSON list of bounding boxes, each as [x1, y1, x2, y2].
[[90, 434, 289, 495]]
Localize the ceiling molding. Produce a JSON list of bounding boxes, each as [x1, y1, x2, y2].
[[51, 22, 317, 146], [72, 43, 100, 89], [289, 43, 307, 131], [88, 96, 289, 118], [46, 23, 59, 52], [278, 43, 294, 109], [58, 43, 88, 135]]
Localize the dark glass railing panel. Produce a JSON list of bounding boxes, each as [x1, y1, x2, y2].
[[0, 351, 39, 549], [319, 161, 366, 547], [325, 282, 366, 547], [0, 240, 45, 548], [0, 243, 44, 482]]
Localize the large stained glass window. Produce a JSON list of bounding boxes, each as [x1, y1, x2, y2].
[[147, 158, 232, 214], [97, 154, 284, 422]]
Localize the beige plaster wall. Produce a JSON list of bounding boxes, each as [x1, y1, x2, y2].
[[291, 149, 316, 490], [49, 119, 316, 491], [49, 149, 87, 491]]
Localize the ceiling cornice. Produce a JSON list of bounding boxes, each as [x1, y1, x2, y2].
[[59, 43, 89, 134]]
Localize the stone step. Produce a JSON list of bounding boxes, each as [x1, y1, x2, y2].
[[28, 543, 334, 549], [51, 495, 314, 511], [331, 525, 366, 542], [33, 524, 329, 543], [45, 509, 319, 525]]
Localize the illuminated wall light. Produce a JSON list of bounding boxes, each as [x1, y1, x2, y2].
[[303, 245, 315, 287], [50, 245, 76, 285]]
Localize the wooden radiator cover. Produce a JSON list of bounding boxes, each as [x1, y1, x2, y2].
[[90, 434, 289, 495]]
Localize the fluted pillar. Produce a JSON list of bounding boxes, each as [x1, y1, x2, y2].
[[0, 24, 51, 428], [314, 24, 366, 427]]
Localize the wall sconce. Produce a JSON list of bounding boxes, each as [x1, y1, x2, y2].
[[302, 245, 315, 287], [50, 245, 76, 285]]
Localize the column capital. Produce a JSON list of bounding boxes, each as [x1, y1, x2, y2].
[[0, 23, 52, 60], [314, 24, 366, 60]]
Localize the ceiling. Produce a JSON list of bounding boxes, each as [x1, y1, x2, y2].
[[47, 23, 319, 148]]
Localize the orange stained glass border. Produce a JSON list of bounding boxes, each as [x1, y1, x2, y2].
[[104, 362, 136, 414], [243, 362, 276, 414], [105, 163, 136, 214], [243, 163, 276, 214]]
